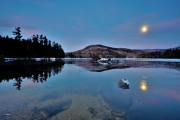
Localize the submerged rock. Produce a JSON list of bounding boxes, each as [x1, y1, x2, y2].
[[87, 107, 98, 118], [87, 107, 95, 114], [118, 79, 129, 89], [32, 99, 72, 119]]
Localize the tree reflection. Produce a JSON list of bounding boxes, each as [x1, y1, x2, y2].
[[0, 61, 64, 90], [13, 77, 22, 90]]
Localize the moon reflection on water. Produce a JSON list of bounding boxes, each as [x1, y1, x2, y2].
[[140, 80, 148, 91]]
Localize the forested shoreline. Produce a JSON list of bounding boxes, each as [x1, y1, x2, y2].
[[0, 27, 65, 59], [0, 27, 179, 60], [140, 48, 180, 58]]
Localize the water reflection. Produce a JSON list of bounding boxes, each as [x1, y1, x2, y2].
[[13, 77, 23, 90], [63, 59, 180, 72], [0, 59, 180, 120], [140, 80, 148, 91], [0, 61, 64, 90]]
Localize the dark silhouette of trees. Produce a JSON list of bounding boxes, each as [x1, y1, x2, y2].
[[0, 27, 65, 58], [13, 27, 22, 41], [66, 52, 76, 58], [163, 48, 180, 58], [140, 48, 180, 58]]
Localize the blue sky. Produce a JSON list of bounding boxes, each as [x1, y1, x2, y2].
[[0, 0, 180, 52]]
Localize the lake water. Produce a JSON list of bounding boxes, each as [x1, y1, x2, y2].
[[0, 59, 180, 120]]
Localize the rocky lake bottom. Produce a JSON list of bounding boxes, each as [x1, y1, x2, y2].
[[0, 59, 180, 120]]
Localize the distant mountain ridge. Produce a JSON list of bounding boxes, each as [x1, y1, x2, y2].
[[175, 46, 180, 49], [66, 44, 180, 58], [138, 49, 166, 53], [138, 46, 180, 53]]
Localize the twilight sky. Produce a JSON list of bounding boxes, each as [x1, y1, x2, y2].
[[0, 0, 180, 52]]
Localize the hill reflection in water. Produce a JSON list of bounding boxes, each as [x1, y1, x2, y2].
[[64, 58, 180, 72], [1, 58, 180, 90]]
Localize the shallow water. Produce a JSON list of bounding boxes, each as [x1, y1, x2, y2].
[[0, 59, 180, 120]]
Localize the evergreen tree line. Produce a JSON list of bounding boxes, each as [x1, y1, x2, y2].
[[140, 48, 180, 58], [0, 27, 65, 58]]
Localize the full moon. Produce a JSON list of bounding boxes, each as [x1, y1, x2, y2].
[[141, 26, 148, 33]]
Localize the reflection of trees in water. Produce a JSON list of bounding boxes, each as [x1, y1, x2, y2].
[[0, 61, 64, 90], [68, 59, 180, 72], [13, 77, 22, 90]]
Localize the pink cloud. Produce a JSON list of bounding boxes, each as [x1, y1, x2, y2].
[[21, 27, 44, 38], [150, 18, 180, 31], [21, 29, 36, 36], [0, 17, 21, 27], [0, 16, 40, 30], [112, 13, 161, 31], [113, 22, 135, 30]]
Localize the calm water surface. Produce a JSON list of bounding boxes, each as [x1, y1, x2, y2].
[[0, 59, 180, 120]]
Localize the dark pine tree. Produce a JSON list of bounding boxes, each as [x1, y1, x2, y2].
[[12, 27, 22, 41]]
